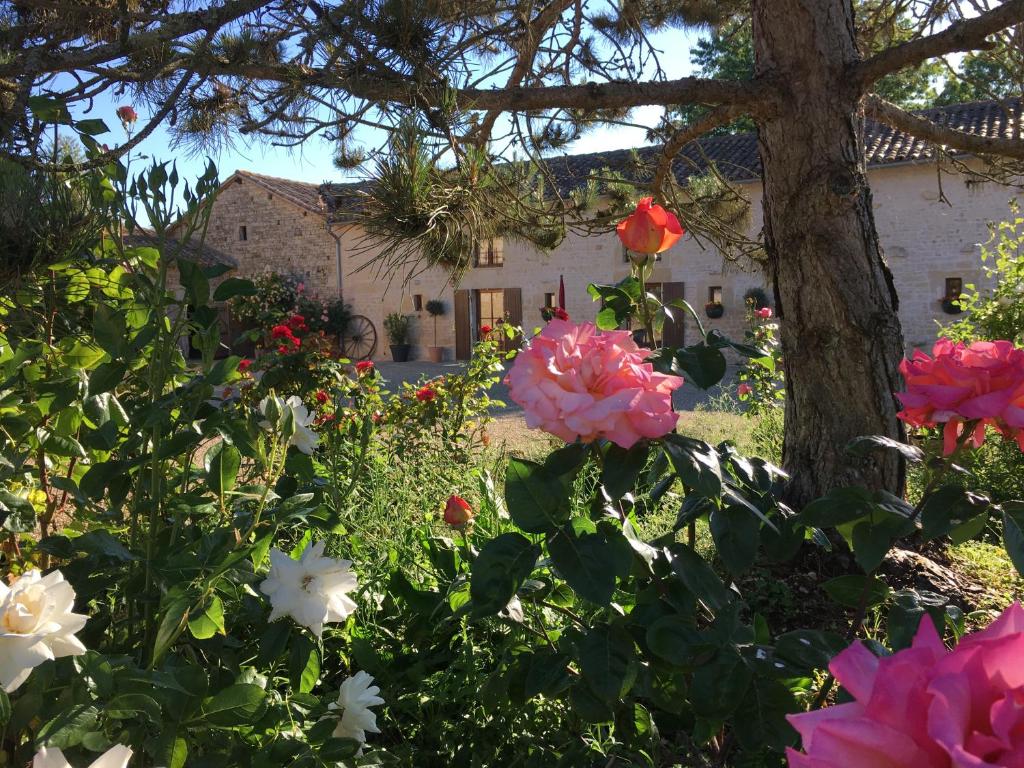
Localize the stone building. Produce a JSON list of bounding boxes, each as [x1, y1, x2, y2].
[[189, 98, 1022, 361]]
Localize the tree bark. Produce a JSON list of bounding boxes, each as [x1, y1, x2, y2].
[[752, 0, 907, 507]]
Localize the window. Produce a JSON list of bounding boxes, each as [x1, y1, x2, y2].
[[708, 286, 723, 304], [622, 245, 660, 263], [474, 239, 504, 267], [945, 277, 963, 300], [477, 290, 505, 338], [413, 294, 423, 312], [544, 292, 556, 308], [238, 225, 247, 241]]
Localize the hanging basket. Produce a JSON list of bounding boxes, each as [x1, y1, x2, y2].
[[941, 298, 964, 315], [705, 303, 725, 319]]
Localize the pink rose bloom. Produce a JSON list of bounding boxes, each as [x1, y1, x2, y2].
[[504, 318, 683, 449], [788, 602, 1024, 768], [737, 383, 753, 397], [896, 338, 1024, 455], [756, 307, 773, 319]]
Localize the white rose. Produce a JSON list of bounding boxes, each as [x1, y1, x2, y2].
[[34, 745, 133, 768], [259, 395, 320, 455], [329, 671, 384, 745], [0, 569, 88, 693], [260, 541, 357, 637]]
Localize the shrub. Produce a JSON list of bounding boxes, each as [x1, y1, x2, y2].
[[384, 312, 411, 345]]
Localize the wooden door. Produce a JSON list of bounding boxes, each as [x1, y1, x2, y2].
[[454, 289, 471, 360], [662, 281, 685, 348]]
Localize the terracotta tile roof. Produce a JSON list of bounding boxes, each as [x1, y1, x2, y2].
[[234, 170, 332, 214], [544, 96, 1023, 193], [309, 97, 1020, 212], [124, 229, 238, 268]]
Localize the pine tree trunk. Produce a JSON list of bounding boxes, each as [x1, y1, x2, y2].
[[752, 0, 907, 507]]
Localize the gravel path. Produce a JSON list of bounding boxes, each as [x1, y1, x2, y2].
[[373, 360, 740, 413]]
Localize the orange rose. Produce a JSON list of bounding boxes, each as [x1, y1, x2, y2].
[[616, 197, 684, 254]]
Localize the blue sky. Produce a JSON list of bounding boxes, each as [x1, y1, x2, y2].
[[69, 28, 699, 199]]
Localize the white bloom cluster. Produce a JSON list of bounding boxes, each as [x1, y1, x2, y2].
[[259, 395, 319, 454], [260, 541, 358, 638], [1, 569, 88, 692], [34, 745, 133, 768]]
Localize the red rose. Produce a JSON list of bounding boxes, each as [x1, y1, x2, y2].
[[315, 390, 329, 404], [553, 307, 569, 321], [277, 345, 289, 354], [443, 495, 474, 527], [480, 325, 493, 335], [271, 324, 296, 341], [238, 358, 253, 372], [116, 105, 138, 125], [617, 197, 684, 254], [355, 360, 375, 375], [415, 386, 436, 402], [288, 314, 308, 332]]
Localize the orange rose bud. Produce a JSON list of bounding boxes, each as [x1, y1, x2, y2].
[[443, 495, 474, 527], [616, 197, 684, 254]]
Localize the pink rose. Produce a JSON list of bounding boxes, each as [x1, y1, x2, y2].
[[896, 338, 1024, 455], [788, 602, 1024, 768], [756, 307, 773, 319], [504, 319, 683, 449], [737, 383, 753, 397]]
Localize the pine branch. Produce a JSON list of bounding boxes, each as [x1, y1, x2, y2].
[[855, 0, 1024, 88], [864, 93, 1024, 160], [652, 104, 749, 197]]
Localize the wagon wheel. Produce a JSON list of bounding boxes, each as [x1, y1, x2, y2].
[[341, 314, 377, 361]]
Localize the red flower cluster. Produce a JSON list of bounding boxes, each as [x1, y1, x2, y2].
[[415, 386, 436, 402], [541, 306, 569, 322], [480, 324, 493, 335], [315, 390, 329, 404], [288, 314, 308, 333], [238, 358, 253, 373], [896, 338, 1024, 454], [270, 317, 308, 355], [355, 360, 375, 375]]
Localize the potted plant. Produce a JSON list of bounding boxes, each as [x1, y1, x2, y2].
[[705, 300, 725, 319], [424, 299, 446, 362], [384, 312, 412, 362], [941, 296, 964, 315]]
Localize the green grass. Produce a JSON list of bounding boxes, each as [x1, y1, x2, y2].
[[948, 539, 1024, 619]]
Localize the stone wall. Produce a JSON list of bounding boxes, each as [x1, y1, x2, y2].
[[198, 162, 1021, 362]]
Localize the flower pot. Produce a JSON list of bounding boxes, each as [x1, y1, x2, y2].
[[941, 298, 964, 315], [426, 346, 444, 363], [705, 304, 725, 319], [390, 344, 411, 362]]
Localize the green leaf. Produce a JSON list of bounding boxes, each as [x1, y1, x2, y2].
[[63, 341, 106, 369], [200, 684, 267, 727], [731, 677, 798, 752], [35, 705, 98, 749], [188, 595, 226, 640], [673, 343, 727, 389], [470, 533, 540, 618], [774, 629, 847, 672], [88, 362, 127, 396], [577, 624, 638, 703], [205, 441, 241, 495], [601, 442, 649, 499], [93, 304, 127, 357], [74, 530, 137, 562], [152, 595, 191, 664], [668, 543, 734, 613], [74, 118, 110, 136], [37, 428, 87, 459], [664, 435, 722, 498], [690, 650, 752, 719], [524, 652, 572, 698], [0, 491, 36, 533], [888, 589, 951, 650], [851, 515, 910, 572], [28, 96, 71, 123], [921, 486, 991, 540], [845, 434, 925, 463], [505, 457, 570, 533], [289, 636, 321, 694], [797, 486, 874, 528], [709, 505, 760, 575], [213, 277, 257, 301], [547, 525, 632, 606], [1003, 505, 1024, 576], [822, 574, 890, 608], [256, 622, 292, 667], [646, 616, 714, 667], [105, 693, 162, 722]]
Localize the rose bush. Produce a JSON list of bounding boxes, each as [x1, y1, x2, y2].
[[4, 122, 1024, 768]]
